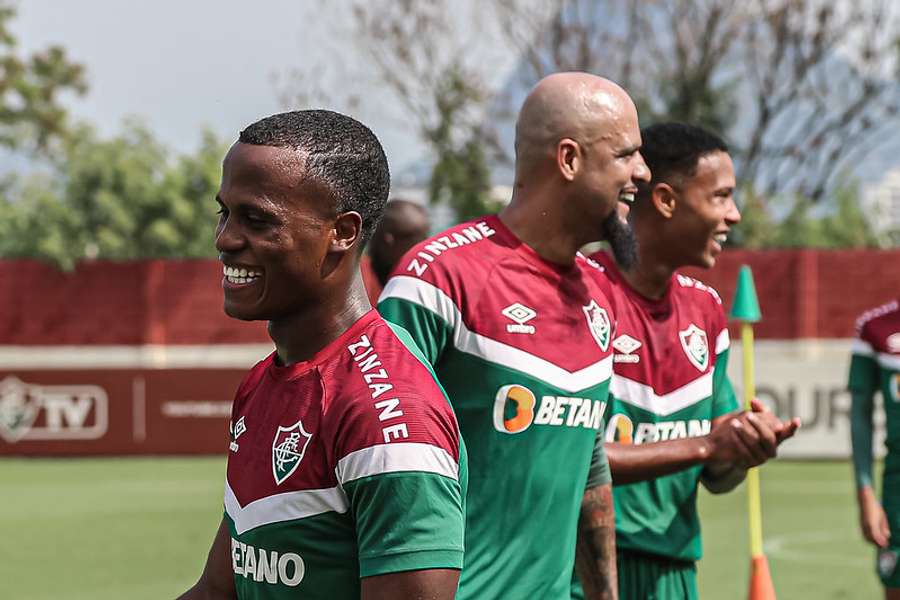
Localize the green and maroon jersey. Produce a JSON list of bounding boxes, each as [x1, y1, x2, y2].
[[378, 215, 614, 600], [590, 252, 738, 563], [849, 300, 900, 485], [224, 310, 466, 600]]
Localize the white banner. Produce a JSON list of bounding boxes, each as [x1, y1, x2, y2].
[[727, 339, 885, 458]]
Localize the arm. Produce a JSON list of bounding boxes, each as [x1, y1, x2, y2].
[[575, 483, 617, 600], [362, 570, 460, 600], [852, 388, 889, 548], [176, 517, 236, 600], [607, 407, 799, 486]]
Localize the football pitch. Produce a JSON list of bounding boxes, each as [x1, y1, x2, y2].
[[0, 458, 878, 599]]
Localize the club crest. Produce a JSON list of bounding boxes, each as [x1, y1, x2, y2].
[[583, 300, 611, 351], [272, 420, 313, 485], [0, 376, 41, 443], [679, 324, 709, 372]]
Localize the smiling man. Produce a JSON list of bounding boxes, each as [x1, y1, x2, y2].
[[178, 110, 467, 600], [576, 122, 799, 600], [378, 72, 650, 600]]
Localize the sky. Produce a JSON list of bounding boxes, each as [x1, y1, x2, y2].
[[13, 0, 440, 178]]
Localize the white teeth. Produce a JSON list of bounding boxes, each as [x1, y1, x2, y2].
[[223, 265, 261, 283], [619, 192, 635, 203], [714, 234, 727, 243]]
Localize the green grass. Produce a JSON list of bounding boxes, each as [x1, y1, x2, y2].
[[698, 461, 878, 599], [0, 458, 880, 599]]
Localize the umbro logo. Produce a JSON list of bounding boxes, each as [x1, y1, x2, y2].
[[612, 334, 641, 364], [229, 415, 247, 453], [502, 303, 537, 334]]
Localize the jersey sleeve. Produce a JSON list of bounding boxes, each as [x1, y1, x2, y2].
[[332, 328, 466, 578], [711, 311, 739, 417], [377, 275, 459, 366], [848, 333, 878, 489], [847, 337, 878, 395], [585, 430, 611, 488]]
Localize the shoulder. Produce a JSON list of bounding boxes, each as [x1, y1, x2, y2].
[[388, 217, 505, 283], [672, 272, 725, 307], [324, 317, 461, 461], [854, 299, 900, 353]]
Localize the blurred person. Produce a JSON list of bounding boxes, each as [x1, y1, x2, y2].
[[178, 110, 466, 600], [361, 199, 430, 304], [575, 122, 799, 600], [379, 72, 650, 600], [849, 298, 900, 599]]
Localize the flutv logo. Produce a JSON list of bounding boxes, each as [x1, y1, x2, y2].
[[0, 376, 108, 443]]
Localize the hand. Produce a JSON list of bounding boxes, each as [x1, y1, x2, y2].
[[705, 410, 783, 469], [859, 487, 890, 548], [750, 398, 801, 444]]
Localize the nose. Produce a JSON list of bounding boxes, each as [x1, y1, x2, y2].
[[632, 152, 651, 183], [725, 196, 741, 225], [214, 214, 245, 255]]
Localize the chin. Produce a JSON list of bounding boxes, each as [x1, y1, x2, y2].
[[223, 301, 263, 322]]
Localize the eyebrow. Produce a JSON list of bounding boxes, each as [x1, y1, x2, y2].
[[618, 144, 641, 156]]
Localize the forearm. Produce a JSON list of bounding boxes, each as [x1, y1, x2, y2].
[[606, 438, 711, 484], [850, 391, 876, 490], [575, 483, 617, 600]]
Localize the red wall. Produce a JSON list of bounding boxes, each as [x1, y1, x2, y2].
[[681, 249, 899, 339]]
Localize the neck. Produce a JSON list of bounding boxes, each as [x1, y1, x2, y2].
[[500, 186, 583, 265], [619, 222, 679, 300], [268, 271, 371, 365]]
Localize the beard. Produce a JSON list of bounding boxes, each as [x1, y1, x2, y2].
[[601, 210, 638, 270]]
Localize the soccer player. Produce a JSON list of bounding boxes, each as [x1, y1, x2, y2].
[[379, 72, 650, 599], [575, 122, 799, 599], [850, 298, 900, 599], [178, 110, 467, 600]]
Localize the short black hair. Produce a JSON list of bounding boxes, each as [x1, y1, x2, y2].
[[638, 122, 729, 193], [239, 110, 390, 246]]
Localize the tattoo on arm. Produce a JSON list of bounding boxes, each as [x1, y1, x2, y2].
[[575, 483, 617, 600]]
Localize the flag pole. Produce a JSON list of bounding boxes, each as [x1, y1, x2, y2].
[[729, 265, 776, 600]]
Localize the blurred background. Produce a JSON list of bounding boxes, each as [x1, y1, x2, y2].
[[1, 1, 898, 598]]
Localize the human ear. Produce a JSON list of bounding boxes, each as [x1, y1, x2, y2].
[[651, 183, 677, 219], [557, 138, 581, 181], [331, 211, 363, 253]]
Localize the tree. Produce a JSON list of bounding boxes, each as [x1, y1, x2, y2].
[[300, 0, 900, 216], [0, 121, 229, 269], [0, 2, 87, 153]]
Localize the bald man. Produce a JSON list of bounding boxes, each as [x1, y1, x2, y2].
[[379, 73, 650, 600]]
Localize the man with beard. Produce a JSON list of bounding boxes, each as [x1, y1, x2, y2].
[[361, 199, 431, 303], [178, 110, 466, 600], [575, 122, 799, 600], [378, 72, 649, 600]]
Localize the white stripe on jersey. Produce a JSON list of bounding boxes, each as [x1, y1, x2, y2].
[[380, 276, 614, 393], [878, 352, 900, 371], [715, 329, 730, 354], [609, 371, 715, 417], [225, 481, 349, 535], [336, 442, 458, 484], [851, 338, 875, 357]]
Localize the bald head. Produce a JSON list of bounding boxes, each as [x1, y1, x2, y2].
[[515, 72, 639, 175]]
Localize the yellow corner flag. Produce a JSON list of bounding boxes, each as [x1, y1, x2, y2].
[[729, 265, 776, 600]]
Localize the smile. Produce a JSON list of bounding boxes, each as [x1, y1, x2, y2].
[[223, 265, 262, 285]]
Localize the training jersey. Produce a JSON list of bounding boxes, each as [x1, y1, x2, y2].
[[849, 300, 900, 486], [224, 310, 467, 600], [378, 215, 614, 600], [589, 252, 739, 562]]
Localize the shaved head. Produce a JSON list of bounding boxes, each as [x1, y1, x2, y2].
[[514, 72, 639, 175], [502, 71, 649, 267]]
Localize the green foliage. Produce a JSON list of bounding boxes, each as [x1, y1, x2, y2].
[[0, 2, 87, 153], [729, 182, 880, 249], [424, 66, 500, 221], [0, 121, 229, 269]]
